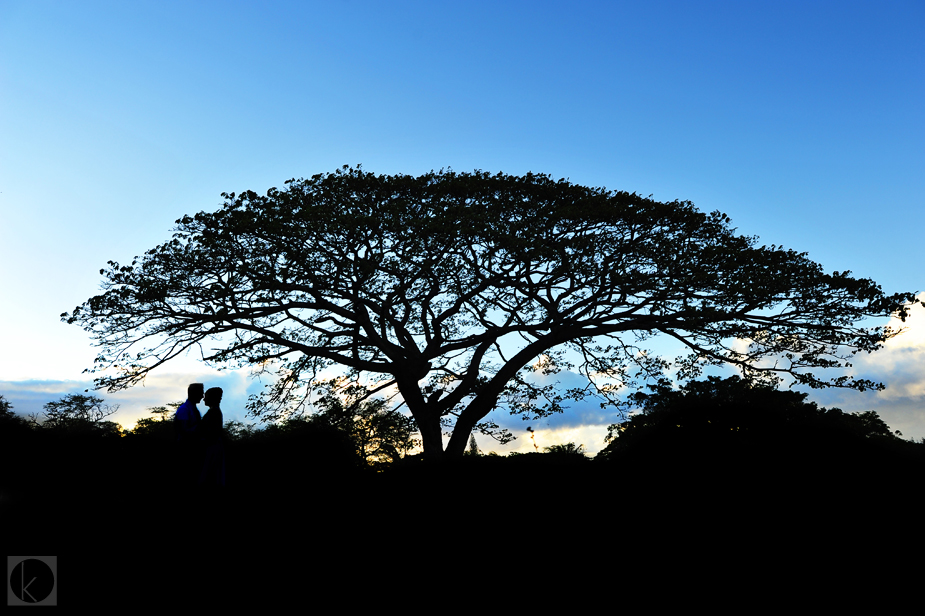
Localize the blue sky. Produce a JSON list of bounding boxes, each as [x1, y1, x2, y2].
[[1, 0, 923, 453]]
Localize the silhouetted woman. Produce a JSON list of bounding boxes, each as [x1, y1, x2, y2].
[[198, 387, 226, 488]]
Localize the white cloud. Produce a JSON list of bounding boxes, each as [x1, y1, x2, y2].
[[472, 424, 612, 457], [793, 297, 925, 440]]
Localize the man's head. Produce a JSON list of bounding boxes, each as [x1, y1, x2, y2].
[[204, 387, 223, 408], [188, 383, 205, 404]]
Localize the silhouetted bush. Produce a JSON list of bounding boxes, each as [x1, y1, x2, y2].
[[594, 377, 925, 500]]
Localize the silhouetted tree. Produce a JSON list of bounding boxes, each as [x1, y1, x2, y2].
[[312, 384, 419, 467], [0, 394, 30, 435], [1, 394, 20, 423], [596, 376, 905, 465], [64, 166, 917, 459], [39, 394, 122, 437], [544, 442, 587, 457], [464, 434, 481, 456], [128, 403, 180, 441], [221, 419, 259, 442]]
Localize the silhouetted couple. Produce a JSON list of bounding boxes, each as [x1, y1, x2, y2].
[[175, 383, 226, 491]]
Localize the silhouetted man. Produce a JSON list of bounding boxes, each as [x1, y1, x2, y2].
[[174, 383, 204, 489], [175, 383, 204, 439]]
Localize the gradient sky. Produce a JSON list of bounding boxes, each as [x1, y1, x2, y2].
[[1, 0, 923, 453]]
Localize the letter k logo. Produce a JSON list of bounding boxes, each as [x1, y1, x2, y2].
[[8, 557, 55, 605], [20, 567, 36, 603]]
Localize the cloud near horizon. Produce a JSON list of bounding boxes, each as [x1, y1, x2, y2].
[[793, 297, 925, 440]]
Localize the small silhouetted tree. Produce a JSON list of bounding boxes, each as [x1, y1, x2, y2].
[[0, 394, 31, 438], [1, 394, 23, 425], [129, 403, 181, 441], [312, 385, 419, 467], [544, 442, 587, 457], [464, 434, 481, 457], [40, 394, 122, 437], [222, 419, 259, 442]]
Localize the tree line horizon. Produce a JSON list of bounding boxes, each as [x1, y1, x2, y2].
[[3, 374, 921, 467]]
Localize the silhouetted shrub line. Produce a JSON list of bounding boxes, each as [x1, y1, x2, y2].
[[3, 384, 923, 537]]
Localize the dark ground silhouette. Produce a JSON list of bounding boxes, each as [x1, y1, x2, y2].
[[2, 395, 923, 606]]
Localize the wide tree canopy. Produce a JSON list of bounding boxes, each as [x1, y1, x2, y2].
[[65, 166, 916, 458]]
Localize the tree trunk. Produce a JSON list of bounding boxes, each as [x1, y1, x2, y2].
[[414, 410, 446, 460], [444, 426, 470, 458], [443, 398, 494, 458]]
